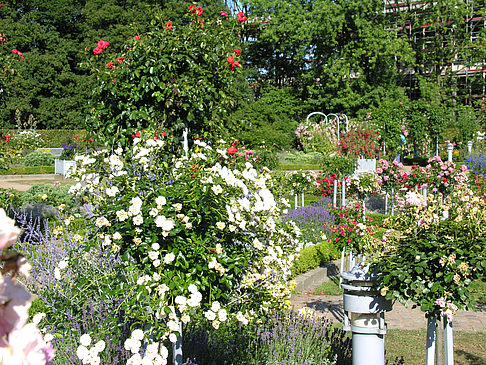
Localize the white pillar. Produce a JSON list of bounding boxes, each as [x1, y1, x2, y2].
[[341, 178, 346, 207], [447, 143, 453, 162], [444, 320, 454, 365], [425, 316, 437, 365], [333, 180, 338, 208], [183, 127, 189, 158], [467, 141, 473, 155], [173, 321, 183, 365]]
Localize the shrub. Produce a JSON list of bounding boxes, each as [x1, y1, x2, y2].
[[21, 184, 75, 209], [23, 150, 55, 166], [84, 7, 245, 148], [291, 240, 340, 277]]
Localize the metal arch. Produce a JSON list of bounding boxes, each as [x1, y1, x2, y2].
[[305, 112, 349, 143], [305, 112, 328, 124]]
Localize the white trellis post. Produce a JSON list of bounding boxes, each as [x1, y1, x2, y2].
[[341, 177, 346, 207], [467, 140, 473, 155], [294, 193, 299, 209], [384, 191, 388, 215], [425, 316, 437, 365], [390, 188, 395, 216], [301, 190, 305, 207], [183, 126, 189, 158], [447, 143, 453, 162], [173, 321, 183, 365], [333, 179, 338, 208]]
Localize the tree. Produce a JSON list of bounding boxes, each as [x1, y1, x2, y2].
[[85, 4, 247, 148]]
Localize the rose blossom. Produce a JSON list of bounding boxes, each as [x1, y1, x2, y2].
[[0, 208, 21, 250]]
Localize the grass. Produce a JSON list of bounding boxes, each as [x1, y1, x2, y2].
[[385, 329, 486, 365], [314, 278, 344, 296]]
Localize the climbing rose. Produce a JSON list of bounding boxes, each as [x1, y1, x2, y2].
[[93, 46, 103, 55], [106, 62, 114, 69], [220, 11, 228, 16], [234, 48, 241, 55], [11, 49, 23, 60], [116, 57, 125, 64], [237, 11, 247, 22], [97, 40, 110, 49], [228, 145, 237, 155], [165, 21, 172, 30]]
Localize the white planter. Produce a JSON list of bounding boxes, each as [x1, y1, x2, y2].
[[353, 158, 377, 177], [357, 158, 376, 172], [55, 159, 76, 176]]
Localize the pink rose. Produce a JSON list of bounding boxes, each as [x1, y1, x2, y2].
[[0, 209, 21, 250], [436, 297, 446, 308]]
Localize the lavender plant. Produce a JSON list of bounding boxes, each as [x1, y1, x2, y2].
[[285, 198, 335, 247], [13, 208, 136, 364]]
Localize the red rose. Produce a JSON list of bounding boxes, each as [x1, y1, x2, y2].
[[234, 48, 241, 55], [165, 21, 172, 29], [228, 145, 237, 155], [93, 46, 103, 55], [5, 135, 10, 142], [11, 49, 23, 60], [116, 56, 125, 64], [133, 35, 140, 40], [221, 11, 228, 16], [162, 132, 167, 137], [237, 11, 247, 22], [106, 62, 115, 69], [227, 56, 235, 65], [98, 40, 110, 49], [135, 131, 141, 137]]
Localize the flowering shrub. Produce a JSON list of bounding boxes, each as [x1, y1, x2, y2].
[[338, 128, 380, 159], [346, 172, 380, 198], [327, 202, 372, 254], [67, 132, 301, 359], [465, 154, 486, 175], [315, 174, 337, 197], [375, 159, 406, 192], [372, 188, 486, 320], [84, 5, 246, 148], [423, 156, 468, 196], [295, 119, 339, 154]]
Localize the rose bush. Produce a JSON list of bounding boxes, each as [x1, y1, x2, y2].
[[84, 5, 246, 149], [371, 187, 486, 321], [67, 131, 302, 362]]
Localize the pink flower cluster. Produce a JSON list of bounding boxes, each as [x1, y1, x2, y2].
[[436, 297, 458, 322], [0, 209, 55, 364]]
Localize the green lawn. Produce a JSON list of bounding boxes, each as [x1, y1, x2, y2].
[[385, 329, 486, 365]]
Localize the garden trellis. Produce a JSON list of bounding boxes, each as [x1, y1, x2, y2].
[[305, 112, 349, 144]]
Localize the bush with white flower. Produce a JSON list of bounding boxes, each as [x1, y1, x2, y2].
[[68, 131, 302, 349]]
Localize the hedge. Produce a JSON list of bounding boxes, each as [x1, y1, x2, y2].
[[1, 166, 55, 175]]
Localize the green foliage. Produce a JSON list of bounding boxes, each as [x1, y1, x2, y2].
[[0, 130, 90, 148], [454, 105, 479, 144], [320, 154, 356, 178], [292, 241, 340, 277], [0, 188, 23, 209], [22, 150, 55, 167], [85, 7, 245, 148], [21, 184, 75, 209], [277, 151, 325, 165], [372, 187, 486, 317], [0, 166, 55, 175]]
